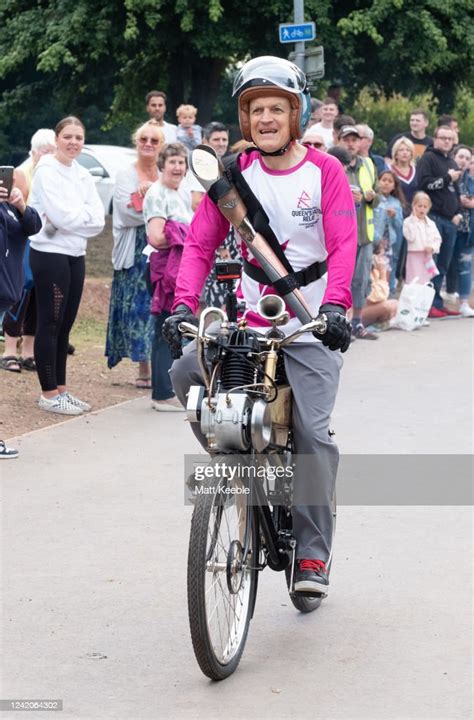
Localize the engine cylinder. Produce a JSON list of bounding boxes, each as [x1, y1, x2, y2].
[[219, 329, 260, 391]]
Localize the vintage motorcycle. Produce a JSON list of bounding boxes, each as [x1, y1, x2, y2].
[[179, 267, 336, 681]]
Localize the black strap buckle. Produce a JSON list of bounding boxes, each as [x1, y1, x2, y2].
[[243, 258, 327, 294], [272, 274, 300, 296]]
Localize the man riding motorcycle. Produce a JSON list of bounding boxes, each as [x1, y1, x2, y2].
[[163, 56, 357, 594]]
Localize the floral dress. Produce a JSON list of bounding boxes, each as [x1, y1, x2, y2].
[[105, 225, 154, 368]]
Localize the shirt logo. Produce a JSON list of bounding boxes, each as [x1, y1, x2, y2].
[[292, 190, 322, 226], [297, 190, 311, 209]]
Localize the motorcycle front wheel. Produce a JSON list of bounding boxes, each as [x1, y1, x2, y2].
[[187, 475, 258, 680]]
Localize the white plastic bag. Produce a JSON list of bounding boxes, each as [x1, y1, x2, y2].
[[390, 279, 435, 331]]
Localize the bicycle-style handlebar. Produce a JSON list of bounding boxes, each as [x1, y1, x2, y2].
[[178, 313, 327, 348]]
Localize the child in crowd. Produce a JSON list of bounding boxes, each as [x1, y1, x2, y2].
[[361, 246, 398, 328], [176, 104, 202, 154], [403, 192, 441, 284], [374, 170, 404, 296]]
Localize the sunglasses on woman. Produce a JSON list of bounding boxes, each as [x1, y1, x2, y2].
[[305, 141, 324, 148], [138, 136, 160, 146]]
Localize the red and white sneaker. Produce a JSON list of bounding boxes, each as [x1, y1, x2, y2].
[[294, 559, 329, 595], [443, 307, 461, 317], [428, 307, 448, 319]]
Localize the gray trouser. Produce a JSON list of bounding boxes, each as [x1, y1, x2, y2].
[[170, 339, 342, 562]]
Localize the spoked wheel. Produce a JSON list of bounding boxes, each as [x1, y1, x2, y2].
[[187, 475, 258, 680], [285, 492, 337, 613]]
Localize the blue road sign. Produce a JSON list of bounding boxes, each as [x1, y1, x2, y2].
[[279, 22, 316, 44]]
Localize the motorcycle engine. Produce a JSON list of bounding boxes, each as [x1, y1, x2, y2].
[[186, 327, 273, 452]]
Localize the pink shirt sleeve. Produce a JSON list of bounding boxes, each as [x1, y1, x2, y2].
[[172, 194, 229, 313], [318, 154, 358, 309]]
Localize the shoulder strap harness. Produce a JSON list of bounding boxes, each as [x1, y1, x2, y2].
[[208, 152, 327, 297]]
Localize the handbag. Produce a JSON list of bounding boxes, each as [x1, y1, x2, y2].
[[390, 279, 435, 331], [367, 266, 389, 303]]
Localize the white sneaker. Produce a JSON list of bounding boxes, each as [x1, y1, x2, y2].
[[0, 440, 19, 459], [61, 391, 91, 412], [441, 291, 459, 303], [151, 397, 185, 412], [460, 302, 474, 318], [38, 394, 83, 415]]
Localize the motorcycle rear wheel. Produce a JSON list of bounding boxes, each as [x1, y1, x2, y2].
[[285, 492, 337, 613]]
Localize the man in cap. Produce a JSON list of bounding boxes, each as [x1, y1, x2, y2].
[[337, 124, 379, 339]]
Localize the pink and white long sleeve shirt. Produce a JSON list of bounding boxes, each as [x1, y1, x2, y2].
[[173, 147, 357, 337]]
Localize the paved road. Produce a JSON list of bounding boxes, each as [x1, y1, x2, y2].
[[1, 319, 472, 719]]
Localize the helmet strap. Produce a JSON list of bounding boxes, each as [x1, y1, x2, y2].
[[256, 139, 293, 157]]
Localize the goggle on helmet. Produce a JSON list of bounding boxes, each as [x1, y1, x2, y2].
[[232, 56, 311, 142]]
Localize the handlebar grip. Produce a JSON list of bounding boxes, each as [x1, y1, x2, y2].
[[178, 321, 199, 336], [178, 321, 198, 350], [312, 315, 328, 336]]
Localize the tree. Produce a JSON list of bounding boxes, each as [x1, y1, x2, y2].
[[0, 0, 472, 161], [335, 0, 474, 110], [0, 0, 302, 154]]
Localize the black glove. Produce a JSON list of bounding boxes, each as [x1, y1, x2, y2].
[[162, 304, 198, 359], [314, 303, 351, 353]]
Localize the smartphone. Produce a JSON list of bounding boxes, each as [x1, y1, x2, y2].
[[0, 166, 14, 196]]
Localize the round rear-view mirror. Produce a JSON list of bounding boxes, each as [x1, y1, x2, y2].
[[190, 145, 222, 190]]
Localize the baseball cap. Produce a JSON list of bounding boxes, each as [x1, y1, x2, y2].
[[339, 125, 361, 138]]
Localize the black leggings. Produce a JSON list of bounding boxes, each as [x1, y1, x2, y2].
[[30, 249, 85, 392], [2, 288, 37, 338]]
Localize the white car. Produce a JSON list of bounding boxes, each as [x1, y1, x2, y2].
[[76, 144, 137, 215]]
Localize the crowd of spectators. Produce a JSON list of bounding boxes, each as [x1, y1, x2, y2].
[[1, 87, 473, 457]]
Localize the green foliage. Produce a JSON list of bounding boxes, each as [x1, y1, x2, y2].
[[336, 0, 474, 109], [454, 86, 474, 146], [345, 86, 474, 154], [0, 0, 472, 161]]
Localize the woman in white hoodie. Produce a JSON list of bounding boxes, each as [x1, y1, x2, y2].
[[29, 116, 105, 415]]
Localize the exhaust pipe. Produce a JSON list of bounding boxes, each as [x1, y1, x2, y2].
[[257, 294, 289, 325]]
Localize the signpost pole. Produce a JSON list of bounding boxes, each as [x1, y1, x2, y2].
[[293, 0, 305, 71]]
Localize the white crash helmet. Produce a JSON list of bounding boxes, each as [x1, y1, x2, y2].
[[232, 56, 311, 143]]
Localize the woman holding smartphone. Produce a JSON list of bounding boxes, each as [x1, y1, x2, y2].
[[29, 116, 105, 415], [0, 182, 41, 456], [1, 130, 56, 373]]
